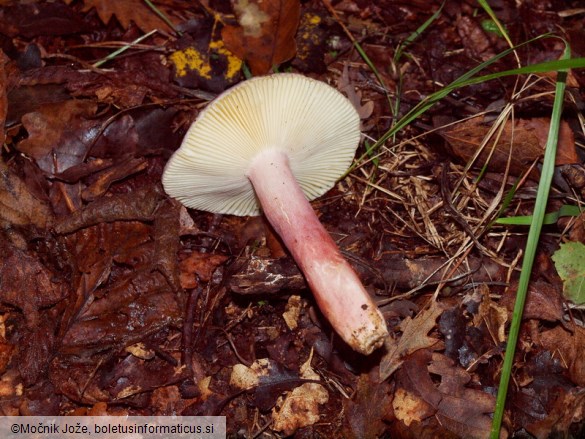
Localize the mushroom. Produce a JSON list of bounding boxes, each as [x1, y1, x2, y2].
[[162, 73, 388, 355]]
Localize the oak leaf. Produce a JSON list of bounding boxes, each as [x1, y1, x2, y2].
[[380, 300, 444, 381], [222, 0, 301, 75], [65, 0, 174, 33]]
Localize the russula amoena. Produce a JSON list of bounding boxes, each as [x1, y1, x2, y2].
[[162, 73, 388, 355]]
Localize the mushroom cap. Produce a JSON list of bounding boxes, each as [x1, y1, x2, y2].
[[162, 73, 361, 216]]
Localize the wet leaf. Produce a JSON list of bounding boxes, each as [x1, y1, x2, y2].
[[0, 2, 85, 37], [380, 300, 444, 381], [222, 0, 301, 75], [439, 116, 577, 175], [539, 322, 585, 386], [18, 100, 100, 175], [0, 160, 53, 229], [0, 49, 8, 144], [0, 240, 68, 326], [342, 373, 393, 439], [551, 241, 585, 304], [66, 0, 174, 33], [179, 251, 228, 289]]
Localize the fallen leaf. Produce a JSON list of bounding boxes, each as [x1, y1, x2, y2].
[[282, 295, 303, 330], [0, 240, 68, 327], [0, 160, 53, 229], [429, 353, 503, 439], [438, 116, 577, 176], [551, 241, 585, 304], [66, 0, 174, 33], [292, 11, 328, 74], [230, 358, 304, 412], [222, 0, 301, 75], [17, 100, 100, 175], [394, 351, 507, 439], [380, 300, 445, 381], [0, 49, 8, 144], [342, 372, 393, 439], [539, 322, 585, 386], [179, 251, 228, 289], [501, 280, 564, 322], [271, 353, 328, 436]]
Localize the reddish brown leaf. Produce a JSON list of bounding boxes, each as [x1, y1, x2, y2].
[[395, 351, 507, 439], [66, 0, 174, 33], [342, 373, 393, 439], [179, 251, 228, 289], [222, 0, 301, 75], [0, 160, 53, 229], [380, 300, 444, 381], [539, 322, 585, 386], [18, 100, 100, 175], [439, 116, 577, 175], [0, 50, 8, 144], [0, 239, 68, 321]]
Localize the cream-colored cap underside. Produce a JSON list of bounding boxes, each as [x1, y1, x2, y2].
[[162, 73, 361, 216]]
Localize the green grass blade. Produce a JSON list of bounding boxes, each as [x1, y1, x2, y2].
[[496, 204, 582, 225], [489, 44, 570, 439], [92, 29, 157, 68]]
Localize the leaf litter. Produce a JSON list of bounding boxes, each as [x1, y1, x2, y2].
[[0, 0, 584, 437]]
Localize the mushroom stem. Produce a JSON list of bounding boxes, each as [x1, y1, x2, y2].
[[246, 149, 388, 355]]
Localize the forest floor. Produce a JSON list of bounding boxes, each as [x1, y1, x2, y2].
[[1, 0, 585, 437]]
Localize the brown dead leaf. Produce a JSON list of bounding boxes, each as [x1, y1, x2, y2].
[[222, 0, 301, 75], [539, 322, 585, 386], [501, 280, 564, 323], [0, 240, 68, 327], [339, 64, 374, 120], [395, 351, 506, 438], [343, 372, 393, 439], [380, 300, 445, 381], [0, 160, 53, 229], [67, 0, 174, 33], [0, 49, 8, 144], [429, 353, 504, 439], [525, 387, 585, 439], [271, 354, 328, 436], [439, 116, 577, 175], [18, 100, 100, 175], [179, 251, 228, 289]]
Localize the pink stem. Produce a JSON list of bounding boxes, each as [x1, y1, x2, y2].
[[246, 149, 388, 355]]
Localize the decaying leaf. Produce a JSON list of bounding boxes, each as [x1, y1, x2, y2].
[[66, 0, 174, 33], [271, 353, 328, 436], [282, 295, 303, 330], [18, 100, 100, 175], [179, 251, 228, 289], [0, 49, 8, 144], [230, 358, 307, 412], [380, 300, 445, 381], [539, 322, 585, 386], [222, 0, 301, 75], [342, 373, 393, 439], [0, 240, 68, 326], [438, 115, 577, 175], [0, 160, 53, 229], [394, 350, 507, 438]]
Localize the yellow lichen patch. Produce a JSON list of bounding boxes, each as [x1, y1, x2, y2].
[[169, 42, 242, 82], [208, 40, 243, 80], [169, 47, 212, 79]]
